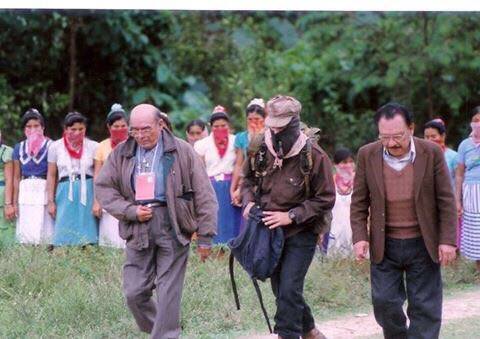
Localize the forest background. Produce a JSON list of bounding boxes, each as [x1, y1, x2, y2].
[[1, 10, 479, 153]]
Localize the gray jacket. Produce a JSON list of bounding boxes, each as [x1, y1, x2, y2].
[[95, 129, 218, 249]]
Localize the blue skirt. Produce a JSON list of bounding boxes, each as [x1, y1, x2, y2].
[[54, 178, 98, 246], [211, 178, 241, 245]]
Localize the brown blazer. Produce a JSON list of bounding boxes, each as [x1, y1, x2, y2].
[[350, 137, 457, 264]]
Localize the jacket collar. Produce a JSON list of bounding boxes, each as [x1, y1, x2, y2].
[[121, 128, 177, 158]]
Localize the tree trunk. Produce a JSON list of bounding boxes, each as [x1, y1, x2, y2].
[[422, 13, 434, 120], [68, 18, 79, 112]]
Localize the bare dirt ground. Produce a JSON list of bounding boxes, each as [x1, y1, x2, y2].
[[242, 287, 480, 338]]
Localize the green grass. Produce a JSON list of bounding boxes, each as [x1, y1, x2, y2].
[[0, 244, 478, 338]]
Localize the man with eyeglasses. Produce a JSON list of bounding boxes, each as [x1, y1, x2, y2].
[[95, 104, 218, 338], [350, 102, 457, 339]]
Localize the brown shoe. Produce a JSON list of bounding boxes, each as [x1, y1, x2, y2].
[[302, 327, 327, 339]]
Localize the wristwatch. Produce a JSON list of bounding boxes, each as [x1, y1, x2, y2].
[[288, 210, 297, 224]]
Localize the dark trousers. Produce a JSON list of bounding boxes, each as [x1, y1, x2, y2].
[[271, 230, 317, 339], [123, 206, 190, 339], [371, 237, 442, 339]]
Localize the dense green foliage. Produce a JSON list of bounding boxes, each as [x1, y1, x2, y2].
[[0, 244, 478, 337], [1, 11, 480, 152]]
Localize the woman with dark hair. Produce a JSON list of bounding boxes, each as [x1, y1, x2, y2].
[[456, 106, 480, 271], [327, 147, 355, 257], [93, 104, 128, 248], [230, 98, 265, 207], [185, 119, 208, 146], [194, 105, 241, 244], [46, 111, 99, 247], [13, 108, 54, 245], [0, 130, 15, 247], [423, 118, 457, 188]]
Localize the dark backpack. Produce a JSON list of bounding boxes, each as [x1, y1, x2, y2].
[[228, 205, 284, 333]]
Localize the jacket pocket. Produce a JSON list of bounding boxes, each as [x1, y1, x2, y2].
[[175, 198, 198, 234], [118, 219, 134, 241]]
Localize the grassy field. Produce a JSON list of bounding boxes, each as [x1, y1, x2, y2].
[[0, 244, 479, 338]]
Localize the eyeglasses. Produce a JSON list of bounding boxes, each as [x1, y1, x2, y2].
[[378, 130, 409, 143], [129, 126, 153, 137]]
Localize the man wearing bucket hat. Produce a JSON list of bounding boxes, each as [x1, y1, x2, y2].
[[242, 95, 336, 339]]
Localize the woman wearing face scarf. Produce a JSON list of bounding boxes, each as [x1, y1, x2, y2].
[[456, 106, 480, 272], [46, 112, 99, 247], [12, 109, 54, 245], [230, 98, 266, 208], [0, 130, 15, 248], [92, 104, 128, 248], [423, 118, 457, 189], [326, 148, 355, 257], [194, 106, 241, 244]]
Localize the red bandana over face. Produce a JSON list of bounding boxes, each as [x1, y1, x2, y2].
[[110, 127, 129, 149], [25, 128, 45, 157], [212, 127, 229, 158], [63, 130, 85, 159]]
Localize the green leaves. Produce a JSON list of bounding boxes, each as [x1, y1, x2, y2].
[[1, 11, 480, 151]]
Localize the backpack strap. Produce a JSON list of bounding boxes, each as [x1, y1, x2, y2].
[[252, 278, 273, 334], [299, 139, 313, 199], [229, 252, 241, 310], [249, 138, 268, 206]]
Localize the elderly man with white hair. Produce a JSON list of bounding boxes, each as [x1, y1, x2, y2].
[[95, 103, 218, 338]]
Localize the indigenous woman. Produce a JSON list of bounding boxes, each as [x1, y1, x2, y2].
[[194, 106, 241, 244], [327, 148, 355, 257], [0, 130, 15, 247], [93, 104, 128, 248], [185, 119, 208, 146], [13, 109, 54, 245], [423, 118, 457, 189], [230, 98, 265, 207], [46, 112, 99, 246], [456, 106, 480, 272]]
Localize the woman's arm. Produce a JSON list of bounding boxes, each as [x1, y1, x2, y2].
[[12, 160, 21, 217], [455, 163, 465, 215], [92, 159, 103, 218], [4, 161, 15, 220], [46, 162, 58, 218], [230, 148, 244, 205]]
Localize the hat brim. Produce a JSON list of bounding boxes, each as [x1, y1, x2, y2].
[[265, 115, 293, 128]]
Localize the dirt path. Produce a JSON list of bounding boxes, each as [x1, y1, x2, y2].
[[242, 287, 480, 338]]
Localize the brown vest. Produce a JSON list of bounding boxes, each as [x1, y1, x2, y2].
[[383, 162, 421, 239]]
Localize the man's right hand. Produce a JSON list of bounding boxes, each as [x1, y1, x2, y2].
[[243, 202, 255, 219], [354, 240, 369, 261], [136, 205, 153, 222]]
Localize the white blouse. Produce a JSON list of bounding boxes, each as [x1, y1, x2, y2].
[[194, 134, 236, 178], [48, 138, 98, 179]]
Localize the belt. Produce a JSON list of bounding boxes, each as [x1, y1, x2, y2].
[[142, 201, 167, 208], [22, 175, 47, 180], [209, 173, 233, 182], [59, 174, 93, 183]]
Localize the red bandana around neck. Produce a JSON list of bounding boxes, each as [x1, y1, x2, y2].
[[110, 127, 129, 149], [212, 128, 229, 158], [63, 130, 85, 159]]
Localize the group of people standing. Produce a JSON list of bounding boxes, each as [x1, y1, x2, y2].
[[1, 96, 480, 339], [0, 105, 130, 249]]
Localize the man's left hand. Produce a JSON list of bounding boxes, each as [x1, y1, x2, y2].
[[262, 211, 293, 229], [197, 246, 211, 262], [438, 244, 456, 266]]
